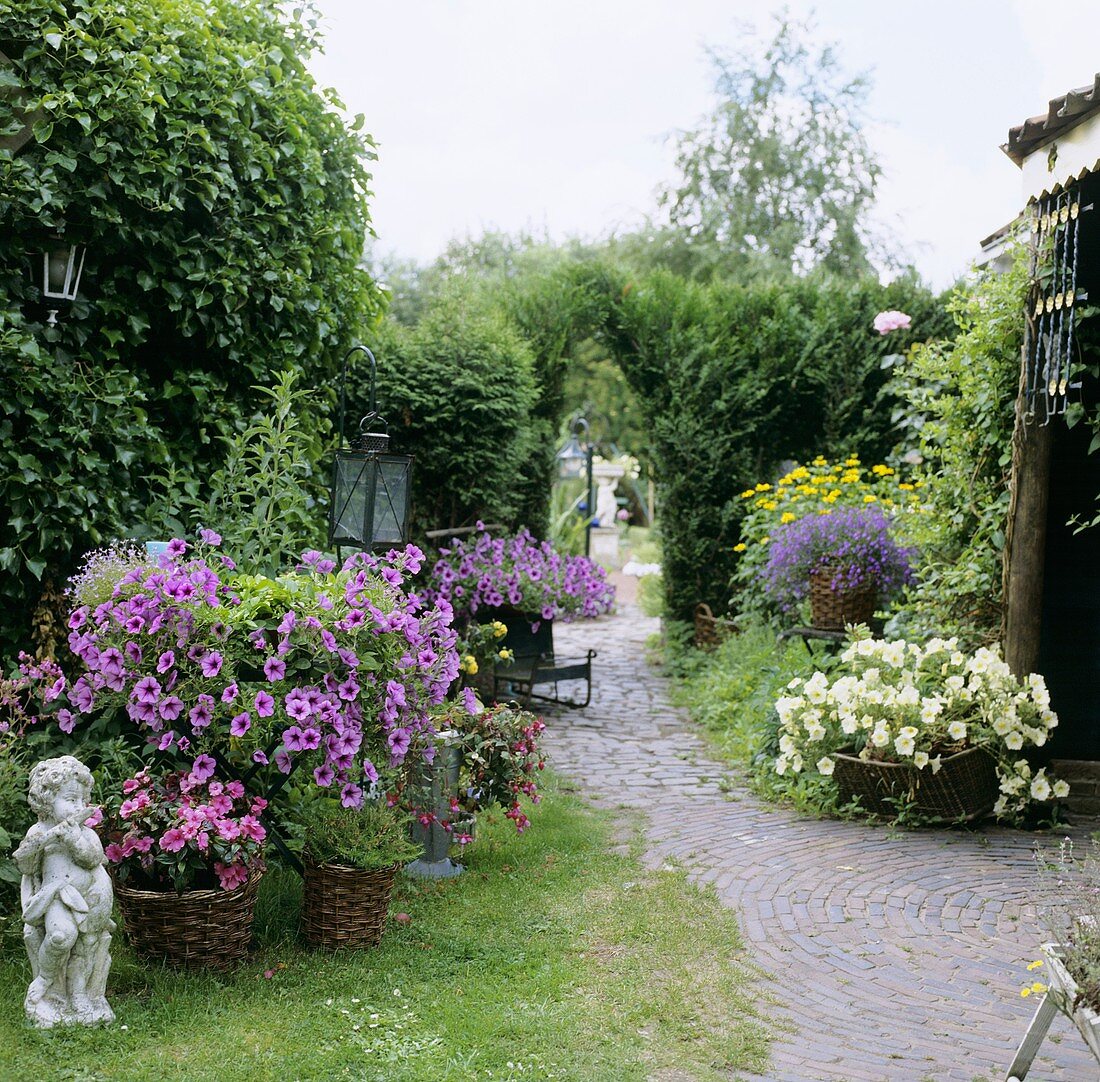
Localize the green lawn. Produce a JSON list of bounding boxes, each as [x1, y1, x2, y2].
[[0, 780, 769, 1081]]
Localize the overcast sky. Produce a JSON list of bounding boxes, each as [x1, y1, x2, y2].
[[305, 1, 1100, 289]]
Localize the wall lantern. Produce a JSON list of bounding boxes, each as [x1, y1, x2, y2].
[[327, 344, 414, 554], [41, 237, 86, 325], [555, 414, 594, 556]]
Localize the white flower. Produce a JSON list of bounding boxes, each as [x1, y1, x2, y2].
[[1030, 775, 1052, 802], [806, 723, 827, 743], [920, 699, 943, 724], [870, 726, 891, 748], [779, 734, 797, 756], [775, 756, 789, 776], [840, 712, 859, 735], [1004, 732, 1024, 750], [913, 751, 929, 769], [897, 685, 920, 707], [817, 756, 835, 776], [929, 756, 942, 775], [947, 720, 967, 741], [894, 734, 915, 757], [1053, 780, 1070, 799], [992, 715, 1012, 736]]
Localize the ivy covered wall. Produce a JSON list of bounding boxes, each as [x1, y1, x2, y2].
[[0, 0, 381, 654]]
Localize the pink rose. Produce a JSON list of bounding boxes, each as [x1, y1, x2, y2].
[[873, 310, 911, 335]]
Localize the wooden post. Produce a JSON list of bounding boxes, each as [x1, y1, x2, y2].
[[1003, 350, 1053, 677]]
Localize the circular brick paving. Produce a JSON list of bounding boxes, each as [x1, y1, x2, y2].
[[544, 600, 1099, 1081]]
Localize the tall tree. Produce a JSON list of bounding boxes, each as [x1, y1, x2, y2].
[[660, 12, 882, 280]]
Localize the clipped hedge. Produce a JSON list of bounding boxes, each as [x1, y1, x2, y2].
[[0, 0, 380, 655], [604, 271, 951, 621], [357, 289, 539, 537]]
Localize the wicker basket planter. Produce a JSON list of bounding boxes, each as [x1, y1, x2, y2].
[[833, 745, 999, 821], [114, 869, 262, 971], [301, 860, 399, 949], [808, 570, 878, 630]]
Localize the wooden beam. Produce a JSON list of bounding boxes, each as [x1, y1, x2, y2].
[[1003, 347, 1053, 677]]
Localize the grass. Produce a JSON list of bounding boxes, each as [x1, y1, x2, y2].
[[668, 622, 846, 816], [0, 778, 769, 1082]]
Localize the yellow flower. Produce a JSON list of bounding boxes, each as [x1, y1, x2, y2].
[[1020, 987, 1031, 998], [733, 542, 747, 552], [760, 500, 777, 511], [812, 456, 828, 467], [497, 648, 514, 661], [898, 482, 914, 491], [759, 535, 770, 544], [780, 512, 796, 524], [741, 489, 756, 499], [463, 655, 478, 675], [1032, 981, 1047, 994], [822, 491, 839, 504], [493, 621, 508, 638], [863, 494, 877, 503], [1027, 960, 1044, 971], [844, 456, 861, 467]]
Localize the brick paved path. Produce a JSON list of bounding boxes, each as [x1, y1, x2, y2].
[[544, 601, 1098, 1082]]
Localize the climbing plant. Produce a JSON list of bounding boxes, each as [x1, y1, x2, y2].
[[0, 0, 380, 654]]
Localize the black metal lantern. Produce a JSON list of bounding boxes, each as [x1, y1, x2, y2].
[[555, 414, 594, 556], [40, 237, 86, 325], [327, 344, 414, 553]]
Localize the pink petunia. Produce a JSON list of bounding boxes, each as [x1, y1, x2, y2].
[[230, 711, 252, 737], [254, 690, 275, 717]]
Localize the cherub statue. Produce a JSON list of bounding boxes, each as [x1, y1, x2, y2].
[[13, 755, 115, 1027]]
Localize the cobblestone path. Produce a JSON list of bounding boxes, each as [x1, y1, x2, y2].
[[544, 601, 1098, 1082]]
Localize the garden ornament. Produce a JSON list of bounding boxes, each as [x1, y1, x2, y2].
[[14, 755, 115, 1028]]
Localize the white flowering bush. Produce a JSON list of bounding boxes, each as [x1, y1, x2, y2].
[[773, 631, 1068, 818]]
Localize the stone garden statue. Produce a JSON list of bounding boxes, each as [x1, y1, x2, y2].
[[14, 755, 115, 1028]]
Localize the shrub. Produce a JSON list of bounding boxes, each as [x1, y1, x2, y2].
[[0, 0, 380, 653], [362, 291, 539, 535]]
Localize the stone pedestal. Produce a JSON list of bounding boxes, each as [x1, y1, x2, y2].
[[590, 526, 621, 568]]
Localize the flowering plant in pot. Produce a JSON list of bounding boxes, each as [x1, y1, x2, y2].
[[103, 767, 267, 893], [762, 505, 916, 628], [298, 797, 421, 949], [101, 766, 267, 970], [423, 524, 615, 624], [7, 533, 460, 821], [773, 630, 1067, 822]]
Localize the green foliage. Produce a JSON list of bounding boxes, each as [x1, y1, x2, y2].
[[669, 621, 840, 815], [606, 270, 950, 620], [890, 249, 1030, 643], [147, 369, 325, 574], [299, 798, 420, 870], [0, 0, 380, 652], [659, 14, 882, 280], [0, 315, 162, 654], [360, 288, 539, 535], [0, 785, 769, 1080]]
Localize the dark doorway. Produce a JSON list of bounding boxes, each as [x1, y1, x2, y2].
[[1038, 394, 1100, 759]]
